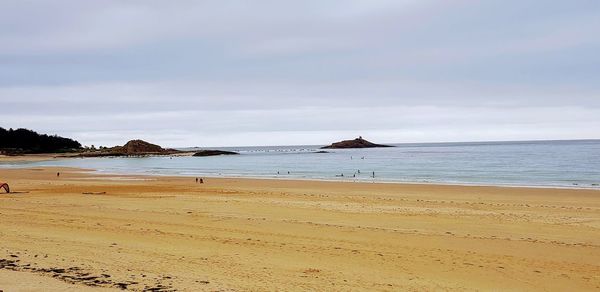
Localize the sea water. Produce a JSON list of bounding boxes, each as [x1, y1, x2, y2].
[[2, 140, 600, 189]]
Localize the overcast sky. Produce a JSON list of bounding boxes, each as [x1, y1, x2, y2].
[[1, 0, 599, 147]]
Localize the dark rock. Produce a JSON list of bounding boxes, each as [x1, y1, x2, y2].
[[321, 137, 393, 149], [119, 140, 162, 154], [114, 283, 129, 289], [112, 140, 173, 155], [193, 150, 239, 157]]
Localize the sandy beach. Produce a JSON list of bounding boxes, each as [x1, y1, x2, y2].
[[1, 167, 599, 291], [0, 154, 64, 163]]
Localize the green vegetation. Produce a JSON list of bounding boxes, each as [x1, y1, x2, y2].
[[0, 127, 82, 154]]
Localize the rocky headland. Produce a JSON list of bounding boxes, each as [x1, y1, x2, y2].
[[79, 140, 181, 157]]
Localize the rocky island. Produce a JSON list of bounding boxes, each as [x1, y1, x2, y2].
[[193, 150, 239, 157], [321, 136, 393, 149], [80, 139, 181, 157]]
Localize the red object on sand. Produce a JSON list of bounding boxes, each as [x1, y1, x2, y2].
[[0, 182, 9, 193]]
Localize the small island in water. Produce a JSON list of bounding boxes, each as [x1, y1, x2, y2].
[[321, 136, 393, 149]]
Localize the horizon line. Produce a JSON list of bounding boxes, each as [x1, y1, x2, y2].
[[176, 138, 600, 149]]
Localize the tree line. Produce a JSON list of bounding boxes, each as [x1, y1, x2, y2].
[[0, 127, 82, 154]]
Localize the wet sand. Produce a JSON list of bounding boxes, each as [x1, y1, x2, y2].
[[0, 154, 60, 163], [0, 167, 599, 291]]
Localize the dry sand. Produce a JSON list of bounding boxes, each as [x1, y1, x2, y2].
[[0, 167, 599, 291], [0, 269, 120, 292]]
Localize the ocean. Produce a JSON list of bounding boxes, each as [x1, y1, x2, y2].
[[2, 140, 600, 189]]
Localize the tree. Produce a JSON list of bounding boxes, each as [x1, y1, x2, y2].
[[0, 127, 82, 154]]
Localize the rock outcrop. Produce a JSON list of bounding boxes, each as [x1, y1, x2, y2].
[[321, 137, 393, 149], [80, 140, 179, 157], [193, 150, 239, 157], [114, 140, 167, 155]]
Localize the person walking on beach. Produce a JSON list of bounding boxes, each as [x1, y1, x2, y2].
[[195, 177, 198, 183], [57, 172, 60, 177], [200, 178, 204, 184]]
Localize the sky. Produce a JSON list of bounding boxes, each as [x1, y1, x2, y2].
[[1, 0, 599, 147]]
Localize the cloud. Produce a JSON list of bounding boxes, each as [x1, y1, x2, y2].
[[0, 0, 599, 146]]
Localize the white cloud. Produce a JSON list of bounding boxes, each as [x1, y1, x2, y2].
[[1, 1, 599, 146]]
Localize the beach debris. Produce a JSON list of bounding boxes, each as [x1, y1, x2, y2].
[[1, 256, 176, 291], [82, 192, 106, 195], [0, 182, 9, 193]]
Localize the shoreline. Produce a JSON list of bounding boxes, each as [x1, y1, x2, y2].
[[4, 166, 599, 209], [0, 153, 70, 162], [1, 166, 599, 290], [2, 150, 599, 191], [5, 161, 600, 191], [88, 169, 600, 191]]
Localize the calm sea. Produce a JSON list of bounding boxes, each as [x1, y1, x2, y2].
[[2, 140, 600, 189]]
